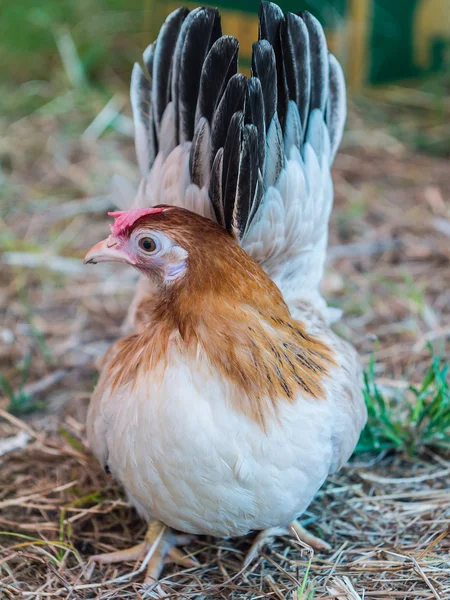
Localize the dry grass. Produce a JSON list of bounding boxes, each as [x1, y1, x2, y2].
[[1, 80, 450, 598]]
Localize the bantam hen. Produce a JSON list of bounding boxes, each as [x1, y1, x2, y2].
[[84, 0, 367, 584]]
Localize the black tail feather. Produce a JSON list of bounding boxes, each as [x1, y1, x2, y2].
[[258, 0, 283, 48], [251, 40, 277, 132], [233, 124, 260, 237], [326, 53, 346, 162], [258, 1, 288, 128], [281, 13, 310, 134], [210, 73, 247, 168], [222, 111, 244, 232], [196, 36, 239, 129], [209, 148, 224, 226], [302, 12, 329, 114], [177, 8, 222, 143], [170, 8, 211, 144], [246, 77, 266, 172], [264, 113, 283, 188], [190, 116, 210, 188], [131, 54, 157, 174], [246, 171, 264, 233], [151, 7, 188, 135]]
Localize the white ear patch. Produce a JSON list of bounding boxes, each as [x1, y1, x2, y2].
[[165, 246, 188, 281]]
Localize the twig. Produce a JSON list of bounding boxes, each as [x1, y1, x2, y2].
[[22, 370, 68, 397], [82, 95, 126, 141], [327, 239, 403, 261], [3, 252, 85, 275]]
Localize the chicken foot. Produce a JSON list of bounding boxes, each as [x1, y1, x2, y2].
[[244, 520, 331, 567], [92, 519, 198, 585]]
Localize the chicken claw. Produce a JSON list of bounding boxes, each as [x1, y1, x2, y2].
[[244, 520, 331, 567], [92, 520, 198, 585]]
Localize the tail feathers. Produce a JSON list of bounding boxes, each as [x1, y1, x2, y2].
[[195, 36, 239, 132], [174, 8, 222, 143], [281, 14, 310, 137], [130, 57, 155, 177], [326, 53, 346, 162], [251, 40, 277, 132], [128, 1, 346, 314], [152, 8, 188, 137], [242, 108, 334, 313], [302, 11, 329, 115]]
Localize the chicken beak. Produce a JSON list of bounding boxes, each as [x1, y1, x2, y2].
[[84, 237, 135, 265]]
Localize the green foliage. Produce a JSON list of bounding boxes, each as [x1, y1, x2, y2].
[[58, 490, 103, 556], [1, 294, 52, 416], [296, 553, 315, 599], [0, 354, 44, 415], [357, 344, 450, 455], [0, 0, 147, 86]]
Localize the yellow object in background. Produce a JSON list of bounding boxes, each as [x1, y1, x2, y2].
[[414, 0, 450, 70], [147, 0, 450, 87]]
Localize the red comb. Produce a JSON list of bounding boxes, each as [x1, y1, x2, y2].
[[108, 207, 165, 236]]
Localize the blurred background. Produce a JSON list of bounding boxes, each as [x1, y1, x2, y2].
[[1, 1, 450, 596]]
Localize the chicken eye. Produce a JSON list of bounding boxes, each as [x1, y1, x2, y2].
[[139, 237, 157, 253]]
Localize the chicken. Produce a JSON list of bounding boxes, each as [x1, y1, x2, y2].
[[83, 1, 367, 585]]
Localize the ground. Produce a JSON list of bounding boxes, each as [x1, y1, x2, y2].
[[1, 75, 450, 598]]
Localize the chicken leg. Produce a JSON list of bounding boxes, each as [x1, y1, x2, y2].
[[92, 519, 198, 585], [244, 520, 331, 567]]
